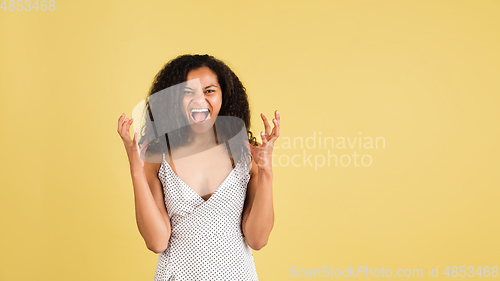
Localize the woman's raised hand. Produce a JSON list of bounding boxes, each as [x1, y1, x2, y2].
[[117, 113, 144, 169], [247, 110, 280, 172]]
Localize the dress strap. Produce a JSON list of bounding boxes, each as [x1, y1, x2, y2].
[[163, 148, 174, 165]]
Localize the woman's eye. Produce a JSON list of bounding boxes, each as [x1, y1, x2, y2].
[[183, 91, 194, 95], [205, 90, 215, 94]]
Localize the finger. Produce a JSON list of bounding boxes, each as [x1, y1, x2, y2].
[[133, 129, 142, 158], [249, 144, 259, 161], [269, 118, 278, 138], [120, 117, 129, 136], [126, 118, 134, 136], [261, 113, 271, 136], [120, 117, 130, 138], [117, 113, 125, 132], [254, 135, 262, 146], [266, 111, 279, 138], [128, 118, 135, 140], [273, 116, 280, 138], [133, 128, 139, 145], [248, 141, 256, 154], [260, 131, 268, 145]]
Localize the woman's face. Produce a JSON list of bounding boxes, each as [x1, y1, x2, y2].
[[182, 66, 222, 133]]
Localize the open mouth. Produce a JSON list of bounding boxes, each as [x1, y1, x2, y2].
[[190, 108, 210, 123]]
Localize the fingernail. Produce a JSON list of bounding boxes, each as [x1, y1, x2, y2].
[[276, 110, 279, 115]]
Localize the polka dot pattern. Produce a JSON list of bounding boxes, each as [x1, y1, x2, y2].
[[154, 152, 259, 280]]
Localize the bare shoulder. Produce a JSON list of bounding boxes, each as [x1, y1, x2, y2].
[[143, 153, 164, 177]]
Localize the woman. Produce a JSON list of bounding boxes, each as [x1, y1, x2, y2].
[[117, 54, 280, 280]]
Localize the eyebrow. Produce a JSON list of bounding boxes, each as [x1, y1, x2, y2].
[[184, 85, 218, 90]]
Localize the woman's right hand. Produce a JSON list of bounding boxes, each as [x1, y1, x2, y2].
[[117, 113, 144, 170]]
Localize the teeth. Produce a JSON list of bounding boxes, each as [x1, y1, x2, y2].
[[191, 108, 209, 113]]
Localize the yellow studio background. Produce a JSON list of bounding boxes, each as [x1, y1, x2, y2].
[[1, 0, 499, 280]]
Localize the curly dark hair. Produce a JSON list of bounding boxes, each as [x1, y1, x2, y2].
[[136, 54, 258, 164]]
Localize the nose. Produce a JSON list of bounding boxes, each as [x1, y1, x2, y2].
[[192, 89, 207, 104]]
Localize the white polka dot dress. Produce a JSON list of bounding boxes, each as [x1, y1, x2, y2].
[[154, 152, 259, 280]]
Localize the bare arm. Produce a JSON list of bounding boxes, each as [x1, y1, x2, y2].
[[132, 162, 171, 254], [242, 158, 274, 251], [118, 113, 171, 254], [242, 110, 280, 250]]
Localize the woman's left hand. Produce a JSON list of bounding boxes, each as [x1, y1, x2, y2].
[[246, 110, 280, 172]]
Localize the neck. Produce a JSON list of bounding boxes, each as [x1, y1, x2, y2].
[[187, 126, 219, 148]]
